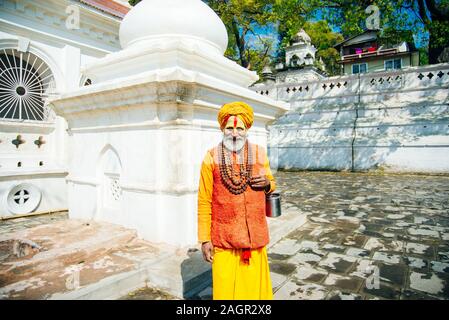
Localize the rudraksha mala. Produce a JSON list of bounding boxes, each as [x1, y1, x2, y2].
[[219, 141, 253, 195]]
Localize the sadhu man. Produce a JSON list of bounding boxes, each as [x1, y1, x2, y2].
[[197, 101, 276, 300]]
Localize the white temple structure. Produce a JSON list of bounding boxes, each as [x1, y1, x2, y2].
[[0, 0, 287, 246], [274, 29, 325, 84], [251, 29, 326, 103], [285, 29, 317, 68], [0, 0, 130, 218], [17, 0, 285, 246]]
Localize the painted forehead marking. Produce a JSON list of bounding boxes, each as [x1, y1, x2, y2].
[[226, 116, 244, 128]]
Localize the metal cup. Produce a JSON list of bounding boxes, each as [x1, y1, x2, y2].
[[266, 192, 281, 218]]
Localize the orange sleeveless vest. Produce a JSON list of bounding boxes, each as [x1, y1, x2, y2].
[[210, 142, 270, 249]]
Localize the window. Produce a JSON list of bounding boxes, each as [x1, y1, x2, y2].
[[352, 63, 368, 74], [6, 183, 42, 215], [290, 55, 299, 67], [0, 48, 56, 121], [385, 58, 402, 70]]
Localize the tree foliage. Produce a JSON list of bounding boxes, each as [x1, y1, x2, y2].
[[203, 0, 277, 70], [127, 0, 448, 71], [303, 21, 344, 76], [320, 0, 449, 63]]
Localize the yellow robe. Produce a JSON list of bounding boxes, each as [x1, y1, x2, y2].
[[197, 149, 276, 300]]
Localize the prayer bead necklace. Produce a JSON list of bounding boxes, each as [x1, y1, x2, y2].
[[219, 141, 253, 195]]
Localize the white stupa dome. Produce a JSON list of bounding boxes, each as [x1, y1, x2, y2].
[[292, 29, 311, 45], [119, 0, 229, 55]]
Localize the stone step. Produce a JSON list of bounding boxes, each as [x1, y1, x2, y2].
[[0, 220, 138, 286], [49, 206, 308, 300], [47, 245, 212, 300], [0, 206, 309, 300]]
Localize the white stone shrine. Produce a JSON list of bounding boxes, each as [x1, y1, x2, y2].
[[47, 0, 287, 246], [0, 0, 127, 219]]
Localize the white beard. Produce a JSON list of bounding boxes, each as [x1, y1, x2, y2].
[[223, 134, 246, 152]]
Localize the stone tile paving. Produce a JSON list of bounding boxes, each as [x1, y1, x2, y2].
[[126, 171, 449, 300], [270, 171, 449, 300], [0, 212, 69, 235], [2, 169, 449, 301]]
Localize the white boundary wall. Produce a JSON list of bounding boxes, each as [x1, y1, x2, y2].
[[254, 63, 449, 173]]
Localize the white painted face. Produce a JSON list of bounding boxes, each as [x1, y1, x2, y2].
[[222, 115, 247, 152]]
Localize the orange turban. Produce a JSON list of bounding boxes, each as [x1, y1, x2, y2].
[[217, 101, 254, 130]]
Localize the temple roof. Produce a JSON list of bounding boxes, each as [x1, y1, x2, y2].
[[79, 0, 130, 19], [291, 29, 311, 45]]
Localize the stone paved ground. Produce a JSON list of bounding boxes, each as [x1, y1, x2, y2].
[[0, 212, 191, 300], [2, 170, 449, 300], [269, 171, 449, 300], [0, 212, 68, 235], [126, 171, 449, 300]]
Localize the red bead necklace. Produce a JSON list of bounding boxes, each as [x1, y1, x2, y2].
[[219, 141, 253, 195]]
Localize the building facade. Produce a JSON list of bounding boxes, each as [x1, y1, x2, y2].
[[0, 0, 129, 218], [252, 29, 326, 100], [334, 30, 420, 76], [1, 0, 286, 248]]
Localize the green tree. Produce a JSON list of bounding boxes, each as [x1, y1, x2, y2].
[[203, 0, 324, 75], [318, 0, 449, 64], [203, 0, 276, 69], [129, 0, 448, 66], [409, 0, 449, 63], [271, 0, 315, 57]]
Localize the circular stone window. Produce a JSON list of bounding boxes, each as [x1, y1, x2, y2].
[[0, 48, 56, 121], [5, 184, 42, 215]]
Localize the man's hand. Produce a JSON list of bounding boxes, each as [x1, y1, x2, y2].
[[250, 175, 270, 190], [201, 241, 214, 263]]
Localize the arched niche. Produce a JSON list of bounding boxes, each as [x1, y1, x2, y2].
[[96, 144, 123, 212]]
